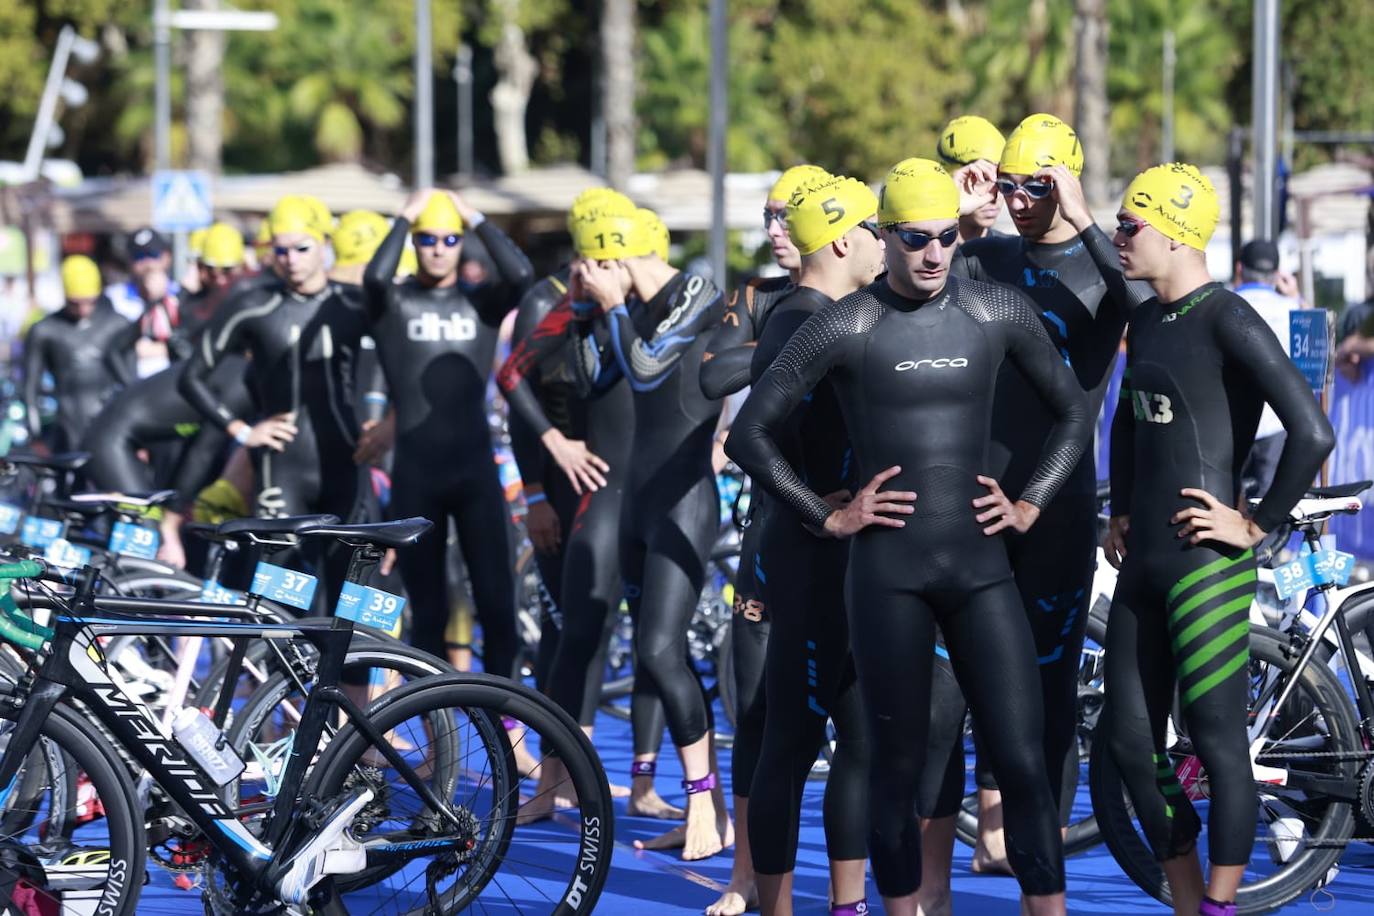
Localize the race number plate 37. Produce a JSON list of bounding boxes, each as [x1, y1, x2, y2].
[[250, 562, 318, 611]]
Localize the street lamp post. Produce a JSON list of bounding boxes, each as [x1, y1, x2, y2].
[[24, 25, 101, 181]]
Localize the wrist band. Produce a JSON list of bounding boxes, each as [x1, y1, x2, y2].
[[467, 212, 486, 228], [681, 772, 717, 795], [630, 761, 656, 779], [232, 425, 251, 446], [525, 492, 547, 506]]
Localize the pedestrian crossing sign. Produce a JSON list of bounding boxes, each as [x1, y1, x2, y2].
[[152, 170, 213, 231]]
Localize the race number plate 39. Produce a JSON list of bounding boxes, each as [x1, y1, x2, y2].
[[108, 521, 160, 559], [334, 582, 405, 635], [250, 562, 318, 611]]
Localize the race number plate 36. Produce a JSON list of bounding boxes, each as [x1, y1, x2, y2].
[[250, 562, 318, 611], [0, 505, 21, 536], [334, 582, 405, 635], [108, 521, 160, 559]]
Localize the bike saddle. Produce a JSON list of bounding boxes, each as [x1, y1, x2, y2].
[[70, 490, 178, 510], [217, 514, 342, 542], [1, 452, 89, 473], [1306, 481, 1371, 499], [299, 517, 433, 548]]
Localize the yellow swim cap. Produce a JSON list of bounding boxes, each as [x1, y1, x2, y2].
[[268, 195, 329, 242], [878, 159, 959, 226], [254, 217, 272, 249], [61, 255, 102, 300], [937, 116, 1006, 167], [397, 244, 419, 278], [1000, 113, 1083, 177], [200, 223, 245, 269], [787, 175, 879, 256], [628, 208, 671, 259], [300, 195, 334, 233], [333, 210, 390, 267], [567, 187, 634, 233], [768, 164, 830, 204], [412, 192, 464, 235], [573, 203, 639, 260], [1122, 163, 1219, 251], [188, 228, 209, 259]]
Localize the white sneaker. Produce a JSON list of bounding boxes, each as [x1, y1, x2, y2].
[[275, 788, 373, 905]]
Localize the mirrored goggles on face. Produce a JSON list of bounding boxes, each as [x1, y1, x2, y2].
[[762, 208, 787, 229], [1115, 215, 1150, 238], [856, 219, 881, 241], [888, 225, 959, 252], [273, 242, 316, 258], [416, 232, 463, 248], [995, 177, 1054, 200]]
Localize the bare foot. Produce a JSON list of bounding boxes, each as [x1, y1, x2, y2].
[[681, 792, 728, 861], [507, 724, 542, 779], [705, 880, 756, 915], [516, 758, 579, 824], [971, 829, 1013, 876], [917, 887, 952, 916], [634, 823, 686, 851], [627, 781, 685, 820], [610, 781, 631, 799]]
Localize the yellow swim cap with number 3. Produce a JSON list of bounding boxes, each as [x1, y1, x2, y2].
[[1122, 163, 1219, 251]]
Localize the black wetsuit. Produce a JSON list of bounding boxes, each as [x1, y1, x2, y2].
[[574, 272, 725, 755], [739, 286, 870, 876], [921, 226, 1135, 821], [499, 275, 636, 728], [179, 277, 374, 600], [23, 301, 135, 451], [726, 276, 1090, 897], [362, 218, 533, 679], [1104, 282, 1333, 865], [699, 275, 791, 798]]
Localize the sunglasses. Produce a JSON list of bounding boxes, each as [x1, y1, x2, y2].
[[762, 208, 787, 229], [888, 225, 960, 252], [856, 219, 881, 241], [1115, 216, 1147, 238], [995, 178, 1055, 200], [272, 243, 315, 257], [416, 232, 463, 248]]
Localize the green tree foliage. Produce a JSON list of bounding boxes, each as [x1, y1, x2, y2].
[[1286, 0, 1374, 149]]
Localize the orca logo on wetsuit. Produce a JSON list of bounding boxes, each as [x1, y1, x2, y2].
[[893, 357, 969, 372], [407, 312, 477, 342]]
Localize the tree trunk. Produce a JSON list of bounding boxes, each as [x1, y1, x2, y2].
[[490, 0, 536, 175], [1074, 0, 1110, 207], [602, 0, 636, 190], [184, 0, 225, 175]]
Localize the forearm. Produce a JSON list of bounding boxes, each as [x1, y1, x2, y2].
[[1108, 396, 1135, 516], [699, 346, 756, 399], [474, 220, 534, 303], [1080, 225, 1153, 312], [362, 221, 408, 311]]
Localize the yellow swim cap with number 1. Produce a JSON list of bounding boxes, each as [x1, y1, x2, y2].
[[937, 116, 1006, 167]]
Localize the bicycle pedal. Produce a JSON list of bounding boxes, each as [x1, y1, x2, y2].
[[275, 787, 373, 905]]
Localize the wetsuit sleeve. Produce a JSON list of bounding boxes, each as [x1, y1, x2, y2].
[[726, 304, 864, 529], [569, 312, 624, 396], [358, 341, 388, 425], [21, 322, 47, 438], [699, 281, 761, 399], [605, 276, 723, 392], [361, 220, 408, 321], [498, 291, 578, 478], [1214, 298, 1336, 531], [102, 319, 139, 387], [468, 221, 534, 326], [998, 297, 1092, 508], [1080, 225, 1153, 312], [950, 248, 981, 281], [1109, 361, 1136, 516], [178, 305, 249, 432]]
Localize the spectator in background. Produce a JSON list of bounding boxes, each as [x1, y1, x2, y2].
[[1335, 247, 1374, 381], [1233, 239, 1302, 497], [104, 227, 181, 377]]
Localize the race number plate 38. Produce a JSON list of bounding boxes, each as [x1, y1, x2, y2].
[[250, 562, 318, 611]]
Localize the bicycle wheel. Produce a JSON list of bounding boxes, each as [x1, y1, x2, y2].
[[1089, 626, 1359, 913], [955, 606, 1106, 855], [0, 700, 145, 916], [305, 674, 613, 916]]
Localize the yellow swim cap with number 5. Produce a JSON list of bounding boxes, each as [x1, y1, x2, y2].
[[787, 175, 878, 256], [1122, 163, 1219, 251]]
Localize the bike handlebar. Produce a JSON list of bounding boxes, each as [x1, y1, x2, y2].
[[0, 560, 54, 651]]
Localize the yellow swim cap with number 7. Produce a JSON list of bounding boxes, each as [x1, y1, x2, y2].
[[787, 175, 878, 256], [1122, 163, 1219, 251], [1000, 113, 1083, 177]]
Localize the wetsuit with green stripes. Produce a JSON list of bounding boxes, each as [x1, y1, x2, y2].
[[1102, 282, 1333, 864]]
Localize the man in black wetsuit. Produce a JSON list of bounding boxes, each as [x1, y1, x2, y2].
[[918, 113, 1136, 895], [936, 115, 1006, 246], [696, 162, 829, 916], [740, 174, 884, 916], [361, 188, 532, 680], [727, 158, 1089, 916], [569, 200, 730, 860], [24, 255, 136, 452], [1099, 164, 1334, 916], [179, 195, 374, 600]]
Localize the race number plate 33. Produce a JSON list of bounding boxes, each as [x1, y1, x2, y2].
[[250, 562, 318, 611]]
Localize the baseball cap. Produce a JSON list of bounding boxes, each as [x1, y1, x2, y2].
[[1240, 239, 1279, 272], [129, 227, 169, 261]]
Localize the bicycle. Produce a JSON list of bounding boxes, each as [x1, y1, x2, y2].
[[0, 519, 615, 914], [1089, 481, 1374, 912]]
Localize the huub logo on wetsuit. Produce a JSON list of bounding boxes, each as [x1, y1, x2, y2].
[[893, 356, 969, 371], [407, 312, 477, 342]]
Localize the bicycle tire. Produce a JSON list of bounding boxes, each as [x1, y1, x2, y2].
[[1089, 626, 1358, 913], [306, 674, 613, 916], [0, 698, 145, 916], [955, 608, 1107, 855]]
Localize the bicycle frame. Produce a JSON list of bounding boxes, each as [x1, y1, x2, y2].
[[0, 581, 463, 898]]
